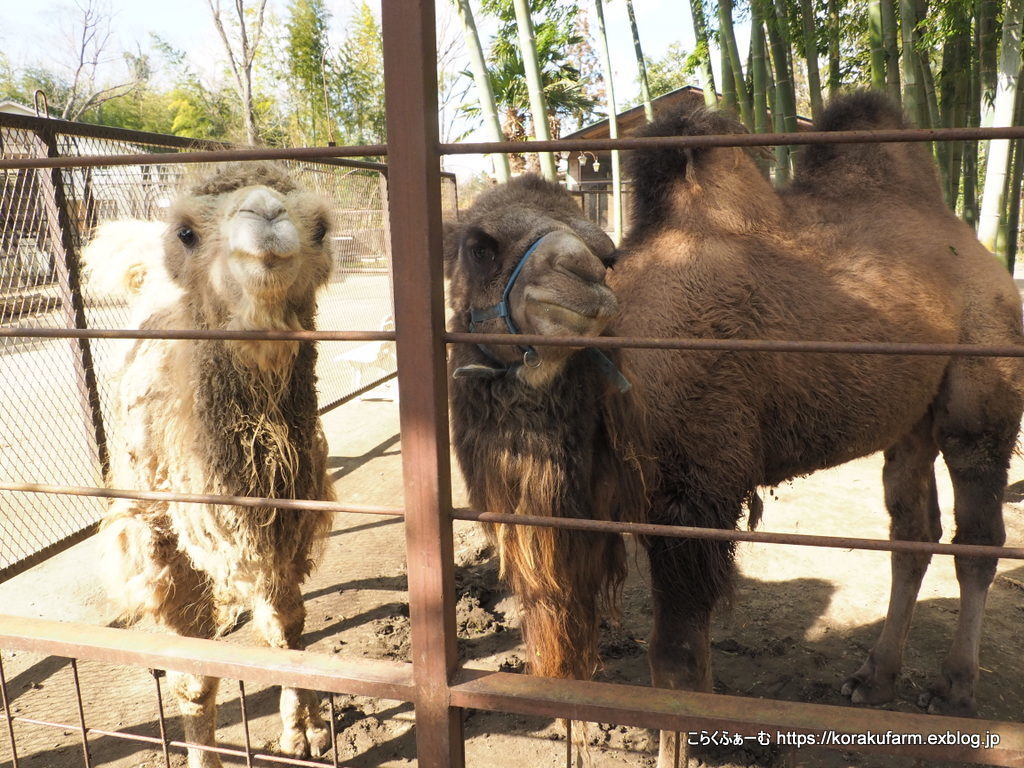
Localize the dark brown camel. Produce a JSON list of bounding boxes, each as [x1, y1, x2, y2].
[[445, 92, 1023, 767]]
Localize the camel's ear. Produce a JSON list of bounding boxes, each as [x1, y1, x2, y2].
[[442, 220, 460, 279]]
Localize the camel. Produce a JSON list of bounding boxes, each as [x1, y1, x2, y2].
[[445, 92, 1023, 766], [92, 163, 336, 768]]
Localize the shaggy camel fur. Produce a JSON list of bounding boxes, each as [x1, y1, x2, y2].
[[446, 92, 1023, 767], [95, 163, 335, 768]]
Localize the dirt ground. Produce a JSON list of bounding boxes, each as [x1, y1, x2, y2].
[[1, 383, 1023, 768]]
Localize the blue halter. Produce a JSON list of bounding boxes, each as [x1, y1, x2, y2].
[[455, 232, 630, 393], [467, 233, 547, 367]]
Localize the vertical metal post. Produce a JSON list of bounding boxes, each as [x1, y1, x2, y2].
[[381, 2, 465, 768], [0, 653, 21, 768], [32, 126, 110, 481], [69, 659, 93, 768]]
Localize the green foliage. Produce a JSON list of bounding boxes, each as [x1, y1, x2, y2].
[[480, 0, 601, 137], [151, 37, 240, 140], [332, 1, 386, 146], [285, 0, 332, 144], [644, 42, 700, 99]]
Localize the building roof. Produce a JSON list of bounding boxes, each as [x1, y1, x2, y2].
[[0, 100, 39, 117], [564, 85, 813, 139]]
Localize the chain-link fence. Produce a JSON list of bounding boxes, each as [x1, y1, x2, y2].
[[0, 113, 457, 582]]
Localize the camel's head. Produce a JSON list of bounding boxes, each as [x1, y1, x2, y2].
[[163, 163, 333, 368], [445, 174, 618, 388]]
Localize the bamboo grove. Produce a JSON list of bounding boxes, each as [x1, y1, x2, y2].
[[458, 0, 1024, 270]]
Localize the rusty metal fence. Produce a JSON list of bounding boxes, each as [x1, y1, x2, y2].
[[2, 1, 1024, 767], [0, 112, 457, 581]]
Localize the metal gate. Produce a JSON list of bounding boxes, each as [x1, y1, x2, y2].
[[0, 113, 457, 581]]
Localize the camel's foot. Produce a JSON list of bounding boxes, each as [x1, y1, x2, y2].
[[916, 673, 978, 717], [841, 654, 897, 705], [279, 688, 331, 758], [185, 747, 223, 768], [656, 729, 689, 768]]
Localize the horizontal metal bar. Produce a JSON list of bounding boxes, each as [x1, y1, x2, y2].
[[451, 668, 1024, 766], [0, 144, 389, 171], [443, 124, 1024, 155], [0, 615, 414, 701], [3, 481, 1020, 560], [450, 509, 1024, 560], [5, 326, 1023, 359], [0, 327, 395, 342], [0, 112, 231, 150], [3, 615, 1020, 765], [0, 483, 404, 518], [447, 332, 1024, 358]]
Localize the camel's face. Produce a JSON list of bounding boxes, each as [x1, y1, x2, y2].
[[163, 168, 333, 329], [447, 176, 618, 385]]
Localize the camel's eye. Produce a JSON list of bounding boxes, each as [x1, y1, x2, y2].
[[313, 220, 328, 242], [461, 228, 499, 273], [177, 226, 197, 248]]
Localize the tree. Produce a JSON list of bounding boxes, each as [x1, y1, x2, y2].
[[333, 1, 386, 146], [688, 0, 718, 106], [285, 0, 332, 145], [452, 0, 511, 181], [482, 0, 599, 172], [622, 0, 654, 122], [978, 0, 1024, 257], [640, 43, 698, 100], [151, 37, 239, 140], [207, 0, 270, 145], [593, 0, 623, 242], [719, 0, 752, 126], [510, 0, 558, 179], [46, 0, 144, 121], [798, 0, 824, 121]]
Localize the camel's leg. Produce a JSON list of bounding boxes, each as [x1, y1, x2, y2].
[[843, 417, 940, 705], [103, 508, 222, 768], [922, 411, 1017, 716], [159, 565, 220, 768], [645, 533, 732, 768], [252, 581, 331, 758]]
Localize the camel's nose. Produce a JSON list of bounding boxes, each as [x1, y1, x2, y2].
[[237, 188, 287, 222], [533, 229, 610, 284], [229, 187, 300, 260]]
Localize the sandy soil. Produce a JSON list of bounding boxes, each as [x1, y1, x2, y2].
[[1, 386, 1023, 768]]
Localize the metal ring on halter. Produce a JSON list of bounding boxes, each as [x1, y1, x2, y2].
[[523, 348, 542, 368]]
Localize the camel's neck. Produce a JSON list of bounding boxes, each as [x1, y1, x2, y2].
[[193, 288, 312, 376], [190, 338, 323, 502]]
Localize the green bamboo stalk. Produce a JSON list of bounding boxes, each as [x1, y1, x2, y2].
[[510, 0, 557, 180], [751, 1, 769, 134], [799, 0, 823, 121], [868, 0, 887, 90], [719, 0, 753, 127], [978, 0, 1024, 255], [689, 0, 718, 106], [881, 0, 901, 102], [624, 0, 654, 122], [978, 0, 999, 124], [452, 0, 511, 182], [594, 0, 623, 244], [827, 0, 841, 96]]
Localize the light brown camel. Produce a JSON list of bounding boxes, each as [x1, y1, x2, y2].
[[445, 92, 1023, 767], [93, 163, 335, 768]]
